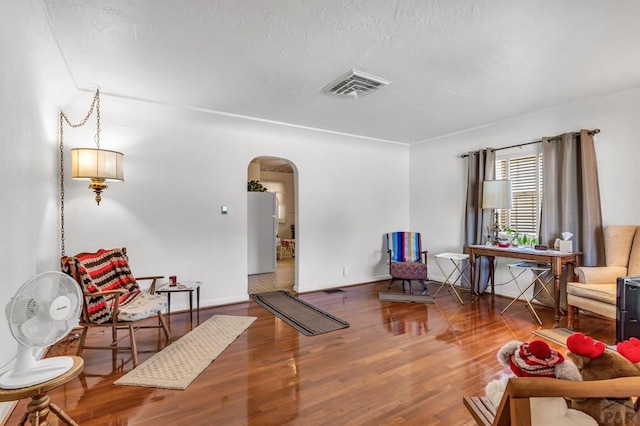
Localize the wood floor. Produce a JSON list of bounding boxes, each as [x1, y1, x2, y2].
[[6, 280, 614, 425]]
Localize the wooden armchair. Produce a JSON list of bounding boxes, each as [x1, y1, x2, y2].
[[386, 231, 429, 294], [464, 376, 640, 425], [61, 248, 171, 367]]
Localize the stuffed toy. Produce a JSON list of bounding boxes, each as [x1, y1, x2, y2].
[[565, 333, 640, 426], [485, 339, 597, 426]]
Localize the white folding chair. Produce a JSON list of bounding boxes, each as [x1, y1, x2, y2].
[[502, 261, 554, 325]]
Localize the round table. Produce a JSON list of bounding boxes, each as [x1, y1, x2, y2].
[[0, 356, 84, 426]]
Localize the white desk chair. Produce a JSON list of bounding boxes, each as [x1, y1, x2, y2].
[[434, 253, 471, 304], [502, 261, 554, 325]]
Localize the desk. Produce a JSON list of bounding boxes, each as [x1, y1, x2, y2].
[[0, 356, 83, 425], [156, 281, 202, 327], [465, 245, 581, 323]]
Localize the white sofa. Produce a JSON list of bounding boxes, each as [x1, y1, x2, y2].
[[567, 225, 640, 329]]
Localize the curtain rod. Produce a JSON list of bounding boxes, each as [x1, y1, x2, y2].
[[459, 128, 600, 158]]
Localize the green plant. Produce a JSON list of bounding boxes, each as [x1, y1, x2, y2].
[[503, 227, 519, 245], [247, 180, 268, 192], [517, 233, 530, 246]]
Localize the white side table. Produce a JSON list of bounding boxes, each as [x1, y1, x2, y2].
[[434, 253, 471, 304], [503, 262, 553, 325]]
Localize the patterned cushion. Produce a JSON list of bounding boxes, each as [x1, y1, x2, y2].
[[118, 292, 167, 322], [390, 262, 428, 280], [61, 248, 147, 324]]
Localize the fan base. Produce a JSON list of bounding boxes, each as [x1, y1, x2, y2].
[[0, 356, 74, 389]]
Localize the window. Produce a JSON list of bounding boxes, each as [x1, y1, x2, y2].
[[262, 181, 286, 224], [274, 192, 285, 223], [495, 153, 543, 236]]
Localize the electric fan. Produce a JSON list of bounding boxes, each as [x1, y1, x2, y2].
[[0, 271, 81, 389]]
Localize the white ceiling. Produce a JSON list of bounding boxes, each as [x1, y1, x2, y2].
[[44, 0, 640, 144]]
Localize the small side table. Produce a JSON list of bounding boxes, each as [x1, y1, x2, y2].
[[156, 281, 202, 327], [434, 253, 471, 304], [503, 261, 554, 325], [0, 356, 83, 425]]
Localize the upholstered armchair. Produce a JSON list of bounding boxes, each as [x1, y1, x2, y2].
[[567, 225, 640, 329], [386, 231, 429, 294]]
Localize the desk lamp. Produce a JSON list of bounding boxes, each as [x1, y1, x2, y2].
[[482, 180, 512, 245]]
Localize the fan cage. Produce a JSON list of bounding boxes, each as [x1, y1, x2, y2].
[[7, 271, 81, 348]]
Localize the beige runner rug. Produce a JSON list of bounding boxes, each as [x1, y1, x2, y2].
[[532, 327, 573, 348], [114, 315, 256, 390]]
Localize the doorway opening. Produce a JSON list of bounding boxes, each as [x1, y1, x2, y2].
[[246, 156, 297, 294]]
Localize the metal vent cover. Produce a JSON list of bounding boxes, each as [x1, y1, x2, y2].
[[323, 69, 390, 98]]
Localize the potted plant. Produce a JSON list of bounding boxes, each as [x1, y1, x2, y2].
[[247, 180, 268, 192], [517, 233, 530, 247], [503, 227, 519, 247], [497, 231, 510, 247]]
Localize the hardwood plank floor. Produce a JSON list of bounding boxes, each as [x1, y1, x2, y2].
[[6, 281, 614, 425]]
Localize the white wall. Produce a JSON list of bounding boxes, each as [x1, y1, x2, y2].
[[0, 0, 76, 420], [410, 87, 640, 297], [60, 95, 410, 306]]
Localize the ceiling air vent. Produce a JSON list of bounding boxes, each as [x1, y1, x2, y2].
[[323, 69, 390, 98]]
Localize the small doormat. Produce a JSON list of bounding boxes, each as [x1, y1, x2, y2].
[[114, 315, 255, 390], [251, 291, 349, 336], [379, 292, 434, 303], [532, 327, 573, 347]]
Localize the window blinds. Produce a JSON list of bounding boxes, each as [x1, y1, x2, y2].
[[495, 154, 542, 234]]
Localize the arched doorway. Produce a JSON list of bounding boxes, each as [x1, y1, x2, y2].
[[247, 156, 297, 294]]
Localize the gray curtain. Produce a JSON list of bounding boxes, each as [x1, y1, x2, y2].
[[464, 148, 495, 292], [535, 130, 604, 307]]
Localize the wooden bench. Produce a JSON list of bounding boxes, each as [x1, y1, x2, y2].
[[463, 395, 500, 426], [464, 376, 640, 426]]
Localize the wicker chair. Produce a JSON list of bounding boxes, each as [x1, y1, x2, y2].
[[61, 248, 171, 367]]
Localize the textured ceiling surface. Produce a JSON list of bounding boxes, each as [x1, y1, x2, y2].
[[45, 0, 640, 144]]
